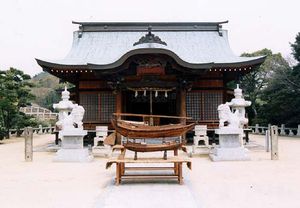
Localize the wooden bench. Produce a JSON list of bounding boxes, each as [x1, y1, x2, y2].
[[106, 156, 192, 185]]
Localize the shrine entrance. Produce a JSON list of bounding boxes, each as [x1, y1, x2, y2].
[[124, 90, 177, 125]]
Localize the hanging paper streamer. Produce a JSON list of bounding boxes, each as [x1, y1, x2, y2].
[[135, 91, 138, 97], [155, 91, 158, 97], [144, 90, 146, 96], [165, 91, 168, 97]]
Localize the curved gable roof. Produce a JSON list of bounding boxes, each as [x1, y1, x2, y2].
[[36, 22, 265, 70]]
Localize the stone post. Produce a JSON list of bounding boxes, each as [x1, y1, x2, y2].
[[297, 125, 300, 136], [24, 127, 33, 162], [280, 124, 286, 136], [261, 127, 266, 134], [270, 125, 279, 160], [20, 128, 25, 137], [289, 129, 294, 136], [265, 129, 270, 152], [255, 124, 259, 134], [38, 125, 43, 135]]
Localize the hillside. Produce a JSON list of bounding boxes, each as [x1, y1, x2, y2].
[[30, 72, 61, 110]]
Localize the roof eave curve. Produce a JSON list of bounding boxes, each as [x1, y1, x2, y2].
[[213, 56, 267, 68], [35, 58, 86, 70], [87, 48, 214, 70], [36, 54, 266, 73]]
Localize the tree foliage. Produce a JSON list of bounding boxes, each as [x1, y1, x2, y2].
[[41, 90, 61, 111], [0, 68, 35, 139], [291, 32, 300, 63], [256, 33, 300, 127], [30, 72, 72, 111], [241, 33, 300, 127], [239, 49, 290, 124]]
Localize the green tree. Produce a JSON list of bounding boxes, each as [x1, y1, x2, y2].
[[30, 72, 72, 111], [239, 49, 290, 124], [291, 32, 300, 63], [256, 33, 300, 126], [41, 90, 61, 111], [0, 68, 35, 139]]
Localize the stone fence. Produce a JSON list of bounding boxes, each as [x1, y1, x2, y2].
[[9, 125, 55, 137], [8, 124, 300, 138], [249, 124, 300, 137]]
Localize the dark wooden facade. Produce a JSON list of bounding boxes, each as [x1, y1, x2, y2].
[[51, 58, 254, 129]]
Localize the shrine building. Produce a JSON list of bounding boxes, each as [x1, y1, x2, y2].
[[36, 21, 265, 130]]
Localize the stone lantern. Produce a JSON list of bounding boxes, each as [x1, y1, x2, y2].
[[227, 84, 251, 128], [210, 85, 251, 161], [53, 86, 93, 162], [53, 86, 75, 134]]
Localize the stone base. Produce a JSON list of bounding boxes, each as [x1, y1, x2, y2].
[[60, 129, 87, 147], [210, 127, 250, 161], [189, 145, 210, 157], [92, 145, 112, 157], [54, 148, 93, 162], [209, 147, 250, 161]]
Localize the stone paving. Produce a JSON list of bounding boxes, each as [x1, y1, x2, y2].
[[1, 134, 300, 208], [95, 177, 201, 208]]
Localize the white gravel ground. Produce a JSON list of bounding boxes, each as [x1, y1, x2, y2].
[[0, 134, 300, 208]]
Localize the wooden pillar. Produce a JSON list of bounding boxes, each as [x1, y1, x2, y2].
[[180, 89, 187, 141], [121, 163, 125, 175], [180, 89, 186, 123], [74, 81, 80, 104], [116, 90, 122, 114], [174, 148, 178, 156], [116, 163, 120, 185], [149, 91, 154, 125], [178, 162, 183, 184], [174, 162, 178, 175], [116, 91, 122, 144]]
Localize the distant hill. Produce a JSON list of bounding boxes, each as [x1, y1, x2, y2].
[[32, 72, 60, 88], [30, 72, 74, 110], [30, 72, 61, 110]]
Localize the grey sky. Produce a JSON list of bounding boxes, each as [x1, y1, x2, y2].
[[0, 0, 299, 76]]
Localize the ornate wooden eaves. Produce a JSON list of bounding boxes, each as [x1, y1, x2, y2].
[[133, 26, 167, 46]]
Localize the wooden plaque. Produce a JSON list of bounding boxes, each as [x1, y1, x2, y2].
[[137, 66, 165, 76]]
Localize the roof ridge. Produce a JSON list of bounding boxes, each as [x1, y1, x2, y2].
[[72, 21, 229, 32]]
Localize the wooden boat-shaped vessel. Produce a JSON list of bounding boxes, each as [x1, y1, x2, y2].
[[124, 141, 182, 152], [111, 113, 195, 138]]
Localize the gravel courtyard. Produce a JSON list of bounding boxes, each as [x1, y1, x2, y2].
[[0, 134, 299, 208]]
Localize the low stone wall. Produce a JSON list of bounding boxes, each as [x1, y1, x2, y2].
[[249, 124, 300, 137], [9, 125, 55, 137]]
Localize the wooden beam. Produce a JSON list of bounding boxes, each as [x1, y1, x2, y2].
[[180, 89, 187, 141], [113, 113, 192, 119], [180, 89, 187, 123], [178, 163, 183, 184], [116, 91, 122, 144]]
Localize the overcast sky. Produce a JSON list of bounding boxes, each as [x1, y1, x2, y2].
[[0, 0, 299, 76]]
